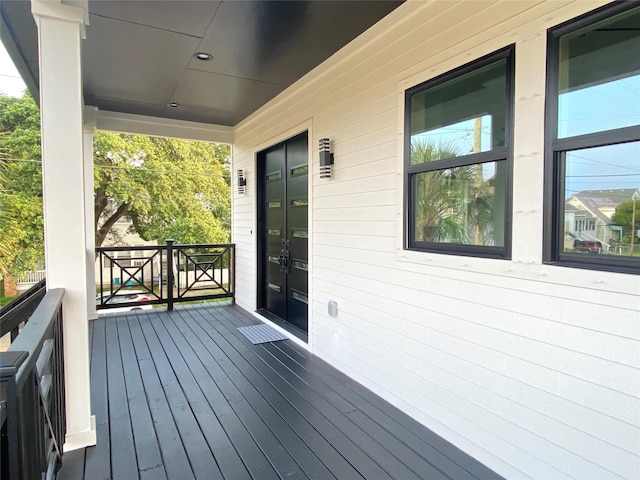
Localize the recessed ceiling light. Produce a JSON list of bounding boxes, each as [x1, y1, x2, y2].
[[167, 102, 180, 108], [194, 52, 213, 61]]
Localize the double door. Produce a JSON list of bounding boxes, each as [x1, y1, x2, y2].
[[258, 132, 308, 334]]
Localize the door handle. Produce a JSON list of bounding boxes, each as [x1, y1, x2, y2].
[[278, 243, 290, 274]]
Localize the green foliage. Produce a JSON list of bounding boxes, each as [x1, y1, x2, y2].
[[612, 197, 640, 242], [411, 140, 495, 245], [0, 93, 44, 275], [94, 132, 231, 246], [0, 92, 231, 278]]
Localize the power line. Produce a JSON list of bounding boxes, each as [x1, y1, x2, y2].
[[2, 157, 231, 179]]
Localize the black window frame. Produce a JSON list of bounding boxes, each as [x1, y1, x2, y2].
[[544, 2, 640, 275], [404, 46, 514, 259]]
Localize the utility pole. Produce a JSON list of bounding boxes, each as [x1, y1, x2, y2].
[[630, 191, 638, 256]]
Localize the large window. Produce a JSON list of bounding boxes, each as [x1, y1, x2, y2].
[[546, 3, 640, 273], [405, 47, 513, 258]]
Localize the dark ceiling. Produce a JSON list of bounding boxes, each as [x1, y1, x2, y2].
[[1, 0, 402, 126]]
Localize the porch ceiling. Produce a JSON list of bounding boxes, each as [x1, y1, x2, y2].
[[1, 0, 402, 126]]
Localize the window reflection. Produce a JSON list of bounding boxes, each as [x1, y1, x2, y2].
[[558, 7, 640, 138], [414, 161, 505, 246], [562, 142, 640, 256]]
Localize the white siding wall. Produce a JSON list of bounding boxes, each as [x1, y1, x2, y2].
[[232, 1, 640, 478]]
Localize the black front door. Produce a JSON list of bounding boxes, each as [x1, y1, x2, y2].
[[258, 132, 308, 334]]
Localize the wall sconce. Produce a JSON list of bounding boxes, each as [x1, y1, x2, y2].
[[237, 169, 246, 195], [319, 137, 334, 179]]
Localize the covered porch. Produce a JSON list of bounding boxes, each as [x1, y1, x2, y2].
[[58, 303, 502, 480]]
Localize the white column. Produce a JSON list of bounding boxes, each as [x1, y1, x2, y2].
[[31, 0, 96, 450], [84, 106, 97, 321]]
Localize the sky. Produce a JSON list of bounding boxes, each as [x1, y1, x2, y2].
[[0, 42, 27, 97]]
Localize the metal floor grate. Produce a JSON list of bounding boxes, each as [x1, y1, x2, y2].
[[237, 324, 288, 345]]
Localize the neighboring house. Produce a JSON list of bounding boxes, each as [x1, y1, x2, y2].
[[94, 216, 159, 287], [2, 1, 639, 479], [566, 188, 638, 248]]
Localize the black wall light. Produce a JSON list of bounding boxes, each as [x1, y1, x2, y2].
[[319, 138, 334, 179], [237, 169, 246, 195]]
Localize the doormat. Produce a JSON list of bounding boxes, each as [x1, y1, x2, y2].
[[237, 324, 288, 345]]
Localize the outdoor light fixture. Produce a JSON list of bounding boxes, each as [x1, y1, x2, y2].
[[167, 102, 180, 108], [319, 137, 334, 179], [237, 169, 246, 195], [194, 52, 213, 61]]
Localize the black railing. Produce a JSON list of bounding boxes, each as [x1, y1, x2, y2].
[[1, 279, 47, 344], [1, 288, 66, 480], [96, 240, 235, 311]]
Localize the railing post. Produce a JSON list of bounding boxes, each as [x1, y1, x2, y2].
[[0, 351, 29, 480], [166, 239, 174, 312], [231, 244, 236, 305]]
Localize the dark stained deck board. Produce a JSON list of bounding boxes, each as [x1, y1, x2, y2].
[[226, 305, 503, 480], [105, 316, 140, 479], [128, 316, 195, 480], [136, 312, 224, 480], [212, 317, 436, 479], [176, 307, 368, 480], [274, 340, 503, 480], [150, 321, 280, 480], [226, 306, 497, 480], [59, 303, 505, 480], [169, 308, 323, 479], [115, 317, 167, 479], [186, 306, 430, 480], [84, 316, 110, 480], [144, 310, 252, 480]]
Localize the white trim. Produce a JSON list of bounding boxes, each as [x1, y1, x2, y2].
[[251, 311, 311, 351], [94, 110, 234, 144], [31, 0, 87, 38], [63, 415, 96, 452], [83, 106, 98, 320]]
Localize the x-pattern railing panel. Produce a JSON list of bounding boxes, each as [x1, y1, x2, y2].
[[96, 241, 235, 311]]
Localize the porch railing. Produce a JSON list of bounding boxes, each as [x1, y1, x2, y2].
[[14, 270, 47, 285], [0, 288, 66, 480], [1, 279, 47, 343], [96, 240, 235, 311]]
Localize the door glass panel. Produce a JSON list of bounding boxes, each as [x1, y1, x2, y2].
[[266, 170, 282, 182], [268, 200, 281, 208], [268, 255, 280, 264], [268, 228, 281, 236], [291, 229, 308, 238], [291, 165, 309, 176], [267, 282, 281, 292], [291, 289, 308, 304], [292, 259, 308, 271], [291, 198, 308, 207]]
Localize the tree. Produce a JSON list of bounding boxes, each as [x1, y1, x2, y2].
[[94, 132, 231, 247], [612, 197, 640, 242], [0, 92, 232, 278], [0, 93, 44, 276], [411, 140, 495, 244]]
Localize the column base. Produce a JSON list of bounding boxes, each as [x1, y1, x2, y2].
[[63, 415, 96, 452]]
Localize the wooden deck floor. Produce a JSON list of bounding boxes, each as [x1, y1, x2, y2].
[[59, 303, 503, 480]]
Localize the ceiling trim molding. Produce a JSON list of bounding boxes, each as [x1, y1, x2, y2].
[[94, 109, 234, 144], [31, 0, 88, 38]]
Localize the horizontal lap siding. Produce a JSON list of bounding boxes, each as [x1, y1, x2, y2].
[[232, 1, 640, 479]]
